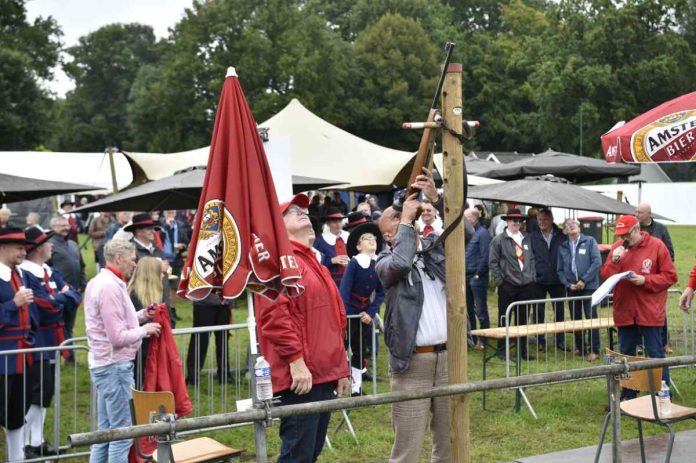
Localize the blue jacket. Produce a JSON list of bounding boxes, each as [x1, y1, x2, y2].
[[20, 261, 82, 361], [530, 225, 566, 285], [0, 266, 39, 374], [556, 233, 602, 290], [339, 257, 384, 318], [466, 222, 491, 276], [313, 231, 349, 286]]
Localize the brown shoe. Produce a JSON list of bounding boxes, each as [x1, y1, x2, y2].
[[664, 345, 674, 354], [585, 353, 599, 362], [473, 342, 485, 351]]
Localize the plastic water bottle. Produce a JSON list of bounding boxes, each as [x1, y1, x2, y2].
[[657, 380, 672, 415], [254, 356, 273, 401]]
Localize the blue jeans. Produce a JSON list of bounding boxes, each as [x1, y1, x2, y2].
[[277, 382, 336, 463], [466, 273, 490, 343], [89, 361, 135, 463], [618, 325, 669, 400]]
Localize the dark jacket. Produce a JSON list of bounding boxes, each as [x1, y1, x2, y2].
[[529, 225, 566, 286], [556, 233, 602, 290], [489, 230, 536, 287], [48, 235, 86, 290], [641, 219, 674, 261], [466, 222, 490, 276], [376, 225, 445, 373]]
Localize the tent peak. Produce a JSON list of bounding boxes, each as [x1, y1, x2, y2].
[[226, 66, 237, 77]]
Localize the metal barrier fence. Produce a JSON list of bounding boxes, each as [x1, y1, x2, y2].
[[66, 354, 696, 463], [493, 288, 693, 416], [1, 314, 381, 462]]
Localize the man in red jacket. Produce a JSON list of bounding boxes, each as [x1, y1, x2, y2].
[[255, 193, 350, 463], [601, 215, 677, 399]]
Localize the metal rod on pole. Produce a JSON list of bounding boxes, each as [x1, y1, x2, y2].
[[442, 61, 469, 463]]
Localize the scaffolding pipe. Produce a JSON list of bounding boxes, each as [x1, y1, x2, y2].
[[68, 355, 696, 448]]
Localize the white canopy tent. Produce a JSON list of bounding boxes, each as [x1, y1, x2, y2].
[[123, 98, 498, 192]]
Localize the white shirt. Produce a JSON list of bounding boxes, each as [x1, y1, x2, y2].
[[320, 230, 349, 246], [506, 228, 525, 270], [414, 248, 447, 346]]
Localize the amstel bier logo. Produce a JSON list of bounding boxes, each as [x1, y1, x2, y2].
[[187, 200, 241, 291], [630, 110, 696, 162]]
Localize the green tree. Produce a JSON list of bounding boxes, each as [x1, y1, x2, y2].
[[126, 0, 352, 153], [346, 13, 439, 150], [0, 0, 61, 149], [51, 23, 162, 151]]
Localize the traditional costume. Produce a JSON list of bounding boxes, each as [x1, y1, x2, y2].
[[313, 208, 349, 286]]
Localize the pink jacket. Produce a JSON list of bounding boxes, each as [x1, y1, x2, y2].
[[84, 268, 149, 368]]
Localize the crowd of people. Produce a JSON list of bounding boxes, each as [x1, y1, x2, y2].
[[0, 181, 692, 462]]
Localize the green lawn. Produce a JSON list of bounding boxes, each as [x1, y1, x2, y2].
[[40, 228, 696, 462]]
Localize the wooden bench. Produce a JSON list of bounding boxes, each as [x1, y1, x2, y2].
[[472, 317, 616, 415]]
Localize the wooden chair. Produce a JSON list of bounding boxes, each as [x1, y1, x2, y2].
[[594, 349, 696, 463], [130, 388, 243, 463]]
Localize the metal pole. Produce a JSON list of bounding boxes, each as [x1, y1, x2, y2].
[[247, 292, 268, 463], [442, 61, 469, 463], [609, 371, 622, 462], [68, 355, 696, 448]]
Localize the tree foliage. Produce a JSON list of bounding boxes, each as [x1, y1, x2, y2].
[[0, 0, 60, 149]]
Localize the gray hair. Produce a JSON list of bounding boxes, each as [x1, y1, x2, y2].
[[104, 239, 135, 263], [49, 215, 68, 227], [563, 218, 580, 233]]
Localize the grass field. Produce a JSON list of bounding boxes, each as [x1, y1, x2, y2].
[[22, 226, 696, 462]]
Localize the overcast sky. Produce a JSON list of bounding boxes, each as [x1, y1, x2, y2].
[[26, 0, 193, 96]]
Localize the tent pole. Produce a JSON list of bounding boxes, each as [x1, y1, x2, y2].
[[107, 146, 119, 193], [442, 62, 470, 463]]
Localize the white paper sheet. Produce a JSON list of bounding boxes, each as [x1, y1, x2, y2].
[[591, 271, 635, 307]]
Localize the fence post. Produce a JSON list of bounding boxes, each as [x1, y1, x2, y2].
[[609, 369, 622, 462], [247, 292, 268, 463]]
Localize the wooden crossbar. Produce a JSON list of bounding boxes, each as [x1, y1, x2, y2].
[[471, 317, 615, 340]]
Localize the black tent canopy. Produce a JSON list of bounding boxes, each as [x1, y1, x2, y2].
[[0, 172, 97, 203]]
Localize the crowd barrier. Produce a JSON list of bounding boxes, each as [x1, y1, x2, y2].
[[471, 288, 694, 416], [1, 314, 381, 462]]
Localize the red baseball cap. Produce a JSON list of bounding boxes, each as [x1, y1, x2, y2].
[[614, 214, 639, 235], [279, 193, 310, 215]]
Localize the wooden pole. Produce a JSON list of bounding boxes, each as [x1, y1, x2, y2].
[[107, 146, 119, 193], [442, 62, 469, 462]]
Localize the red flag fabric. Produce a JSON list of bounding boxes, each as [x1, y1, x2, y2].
[[602, 91, 696, 163], [178, 69, 303, 301]]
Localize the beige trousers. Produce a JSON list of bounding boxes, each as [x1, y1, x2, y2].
[[389, 351, 450, 463]]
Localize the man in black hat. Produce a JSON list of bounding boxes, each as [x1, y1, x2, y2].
[[313, 207, 349, 286], [59, 199, 82, 243], [0, 228, 38, 461], [21, 226, 81, 457], [489, 208, 537, 360], [126, 213, 174, 325]]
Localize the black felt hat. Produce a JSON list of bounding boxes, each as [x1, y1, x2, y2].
[[346, 222, 383, 258], [321, 207, 346, 222], [344, 211, 369, 231], [24, 226, 55, 252], [124, 213, 161, 232], [0, 227, 31, 245]]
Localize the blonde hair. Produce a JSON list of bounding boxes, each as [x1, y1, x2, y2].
[[127, 257, 163, 307]]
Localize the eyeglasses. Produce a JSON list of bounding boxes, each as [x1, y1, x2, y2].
[[508, 218, 522, 223], [284, 207, 308, 217], [360, 236, 377, 242]]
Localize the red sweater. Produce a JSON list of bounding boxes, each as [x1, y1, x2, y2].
[[600, 232, 677, 327], [255, 240, 348, 393]]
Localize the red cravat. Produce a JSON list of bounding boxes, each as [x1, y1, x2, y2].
[[423, 225, 434, 237], [335, 236, 347, 257], [514, 242, 525, 265], [43, 269, 55, 295]]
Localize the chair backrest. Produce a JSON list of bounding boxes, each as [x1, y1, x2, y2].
[[605, 348, 662, 393], [131, 387, 176, 426]]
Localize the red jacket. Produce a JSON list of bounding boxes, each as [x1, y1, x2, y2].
[[686, 264, 696, 289], [600, 232, 677, 327], [144, 304, 192, 416], [255, 240, 348, 393]]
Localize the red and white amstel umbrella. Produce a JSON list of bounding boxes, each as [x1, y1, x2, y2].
[[178, 67, 303, 302], [602, 91, 696, 163]]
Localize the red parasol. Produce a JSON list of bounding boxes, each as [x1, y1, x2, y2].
[[178, 68, 303, 301], [602, 91, 696, 163]]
